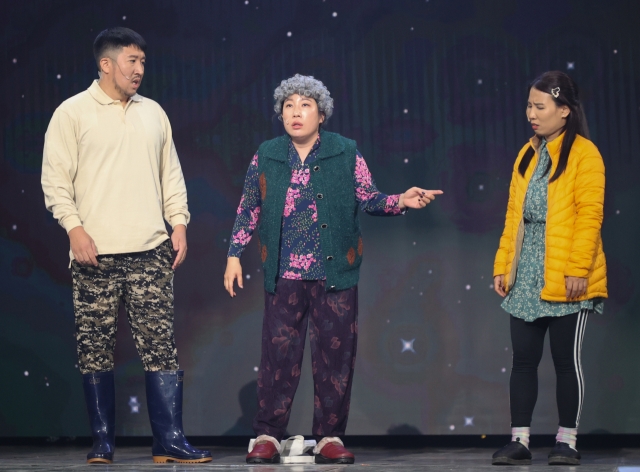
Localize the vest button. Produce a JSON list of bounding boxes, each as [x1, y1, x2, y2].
[[313, 166, 320, 171], [321, 224, 328, 229], [329, 285, 336, 290], [326, 256, 334, 261], [317, 193, 324, 199]]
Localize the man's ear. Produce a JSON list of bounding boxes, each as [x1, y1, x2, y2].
[[99, 57, 111, 76]]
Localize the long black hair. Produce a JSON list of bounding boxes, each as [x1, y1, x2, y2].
[[518, 71, 589, 182]]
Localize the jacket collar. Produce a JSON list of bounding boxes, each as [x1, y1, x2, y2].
[[88, 79, 142, 105], [316, 129, 345, 160], [529, 132, 564, 157], [264, 128, 345, 162], [526, 133, 565, 181]]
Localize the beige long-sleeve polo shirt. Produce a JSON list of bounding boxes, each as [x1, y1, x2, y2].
[[42, 80, 190, 258]]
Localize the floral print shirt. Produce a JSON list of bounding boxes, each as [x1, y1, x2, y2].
[[501, 138, 603, 321], [228, 135, 403, 280]]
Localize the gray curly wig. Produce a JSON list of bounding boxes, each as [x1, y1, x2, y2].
[[273, 74, 334, 122]]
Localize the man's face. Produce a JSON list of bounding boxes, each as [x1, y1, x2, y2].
[[110, 45, 145, 98]]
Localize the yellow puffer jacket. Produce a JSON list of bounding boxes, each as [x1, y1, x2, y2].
[[494, 133, 607, 302]]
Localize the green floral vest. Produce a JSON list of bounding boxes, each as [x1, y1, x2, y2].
[[256, 129, 363, 293]]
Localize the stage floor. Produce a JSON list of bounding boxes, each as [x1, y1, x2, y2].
[[1, 446, 640, 471]]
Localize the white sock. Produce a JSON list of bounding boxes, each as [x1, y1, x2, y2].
[[511, 427, 530, 449], [556, 426, 578, 449]]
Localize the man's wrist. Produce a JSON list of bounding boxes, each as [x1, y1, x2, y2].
[[170, 213, 189, 228], [64, 220, 83, 234], [68, 225, 85, 237]]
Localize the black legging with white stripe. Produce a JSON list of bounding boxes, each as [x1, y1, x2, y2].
[[509, 309, 589, 428]]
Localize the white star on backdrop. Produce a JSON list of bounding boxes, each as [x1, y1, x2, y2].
[[401, 338, 416, 353], [464, 417, 474, 427]]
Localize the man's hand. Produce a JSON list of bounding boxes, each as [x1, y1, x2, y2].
[[399, 188, 444, 209], [565, 276, 587, 300], [69, 226, 99, 266], [494, 275, 506, 297], [171, 224, 188, 270], [224, 257, 243, 297]]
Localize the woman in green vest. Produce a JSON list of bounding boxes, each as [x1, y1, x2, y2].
[[224, 74, 442, 464]]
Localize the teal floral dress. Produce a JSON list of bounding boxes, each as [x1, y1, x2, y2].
[[501, 139, 604, 322]]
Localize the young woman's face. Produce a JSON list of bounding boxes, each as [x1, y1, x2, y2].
[[526, 87, 569, 140], [282, 94, 324, 141]]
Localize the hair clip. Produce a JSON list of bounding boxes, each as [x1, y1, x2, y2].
[[551, 87, 560, 98]]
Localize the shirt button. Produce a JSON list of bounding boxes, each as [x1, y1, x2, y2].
[[313, 166, 320, 171], [326, 256, 334, 261], [317, 193, 324, 199], [321, 224, 328, 229]]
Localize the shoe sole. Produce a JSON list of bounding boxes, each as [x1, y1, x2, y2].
[[87, 458, 112, 464], [246, 454, 281, 464], [315, 456, 355, 464], [492, 457, 532, 465], [153, 456, 212, 463], [549, 457, 580, 465]]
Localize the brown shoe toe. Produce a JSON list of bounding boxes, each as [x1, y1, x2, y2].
[[246, 442, 280, 464]]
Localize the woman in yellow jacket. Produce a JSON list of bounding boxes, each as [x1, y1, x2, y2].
[[491, 71, 606, 467]]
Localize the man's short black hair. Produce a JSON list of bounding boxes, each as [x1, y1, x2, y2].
[[93, 27, 147, 71]]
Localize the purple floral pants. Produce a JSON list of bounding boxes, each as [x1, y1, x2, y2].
[[253, 278, 358, 441]]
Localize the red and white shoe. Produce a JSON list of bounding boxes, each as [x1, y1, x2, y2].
[[246, 438, 280, 464], [314, 438, 355, 464]]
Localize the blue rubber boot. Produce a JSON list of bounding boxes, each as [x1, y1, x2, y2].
[[82, 371, 115, 464], [145, 370, 212, 463]]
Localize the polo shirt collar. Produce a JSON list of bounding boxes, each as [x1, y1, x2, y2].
[[88, 80, 142, 105]]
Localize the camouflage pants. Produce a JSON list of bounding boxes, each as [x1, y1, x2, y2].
[[72, 240, 179, 374]]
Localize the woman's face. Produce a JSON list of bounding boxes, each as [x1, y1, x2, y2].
[[282, 94, 324, 141], [526, 87, 569, 140]]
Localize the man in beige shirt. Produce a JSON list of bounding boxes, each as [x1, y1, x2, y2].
[[41, 27, 211, 465]]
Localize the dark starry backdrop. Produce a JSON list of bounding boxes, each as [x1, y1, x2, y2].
[[1, 0, 639, 437]]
